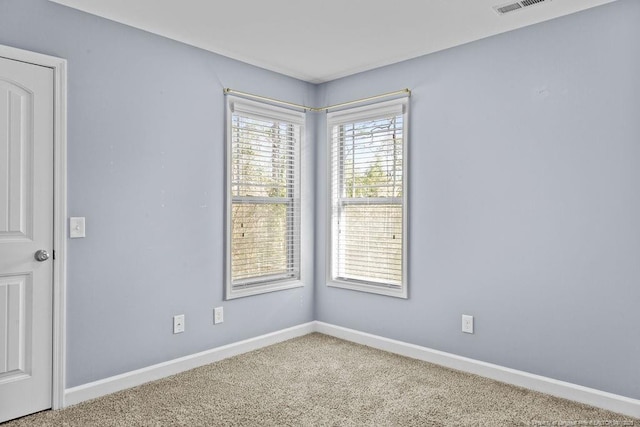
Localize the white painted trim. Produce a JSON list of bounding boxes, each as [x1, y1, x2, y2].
[[0, 44, 68, 411], [326, 98, 409, 299], [64, 322, 315, 406], [224, 96, 307, 300], [315, 321, 640, 419], [62, 320, 640, 418]]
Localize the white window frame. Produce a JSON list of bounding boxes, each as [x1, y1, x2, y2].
[[327, 98, 409, 298], [225, 96, 305, 299]]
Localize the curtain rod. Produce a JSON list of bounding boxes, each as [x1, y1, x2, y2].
[[223, 88, 411, 113]]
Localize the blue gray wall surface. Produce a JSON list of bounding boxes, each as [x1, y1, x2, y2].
[[315, 0, 640, 400], [0, 0, 315, 388], [1, 0, 639, 402]]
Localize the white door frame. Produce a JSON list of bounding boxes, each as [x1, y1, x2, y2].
[[0, 44, 67, 410]]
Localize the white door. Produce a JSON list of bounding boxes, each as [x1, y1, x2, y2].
[[0, 56, 54, 423]]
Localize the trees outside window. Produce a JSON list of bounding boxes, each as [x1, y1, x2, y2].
[[226, 98, 303, 299], [328, 98, 409, 298]]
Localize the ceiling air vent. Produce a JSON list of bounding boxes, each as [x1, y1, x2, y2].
[[494, 0, 551, 15]]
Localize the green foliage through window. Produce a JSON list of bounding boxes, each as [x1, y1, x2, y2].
[[329, 99, 407, 295], [230, 108, 300, 289]]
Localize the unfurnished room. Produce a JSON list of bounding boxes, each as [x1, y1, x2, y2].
[[0, 0, 639, 425]]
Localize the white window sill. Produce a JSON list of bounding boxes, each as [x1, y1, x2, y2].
[[226, 279, 304, 300], [327, 279, 407, 299]]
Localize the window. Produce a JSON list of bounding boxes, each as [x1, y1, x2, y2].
[[328, 98, 408, 298], [226, 97, 304, 299]]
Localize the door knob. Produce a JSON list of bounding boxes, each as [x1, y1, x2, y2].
[[34, 249, 50, 262]]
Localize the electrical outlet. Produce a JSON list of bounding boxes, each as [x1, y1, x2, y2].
[[462, 315, 474, 334], [214, 307, 223, 324], [173, 314, 185, 334]]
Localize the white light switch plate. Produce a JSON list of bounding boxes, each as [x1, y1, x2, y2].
[[69, 217, 86, 238]]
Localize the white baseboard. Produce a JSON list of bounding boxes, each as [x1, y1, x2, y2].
[[64, 320, 640, 419], [64, 322, 315, 407], [315, 321, 640, 419]]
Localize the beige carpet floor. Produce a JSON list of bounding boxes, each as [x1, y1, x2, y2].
[[4, 333, 638, 426]]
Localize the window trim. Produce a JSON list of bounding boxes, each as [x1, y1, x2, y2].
[[326, 97, 409, 299], [225, 96, 305, 300]]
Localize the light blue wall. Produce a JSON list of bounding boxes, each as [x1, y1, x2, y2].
[[1, 0, 638, 402], [0, 0, 315, 387], [316, 0, 640, 400]]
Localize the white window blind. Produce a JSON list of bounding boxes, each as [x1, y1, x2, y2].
[[226, 97, 303, 298], [328, 98, 408, 298]]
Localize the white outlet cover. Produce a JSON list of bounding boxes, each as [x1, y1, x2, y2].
[[173, 314, 185, 334], [462, 315, 474, 334], [214, 307, 223, 324]]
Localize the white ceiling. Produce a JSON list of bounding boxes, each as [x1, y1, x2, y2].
[[49, 0, 616, 84]]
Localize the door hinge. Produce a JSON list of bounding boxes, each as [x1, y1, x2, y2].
[[52, 250, 56, 260]]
